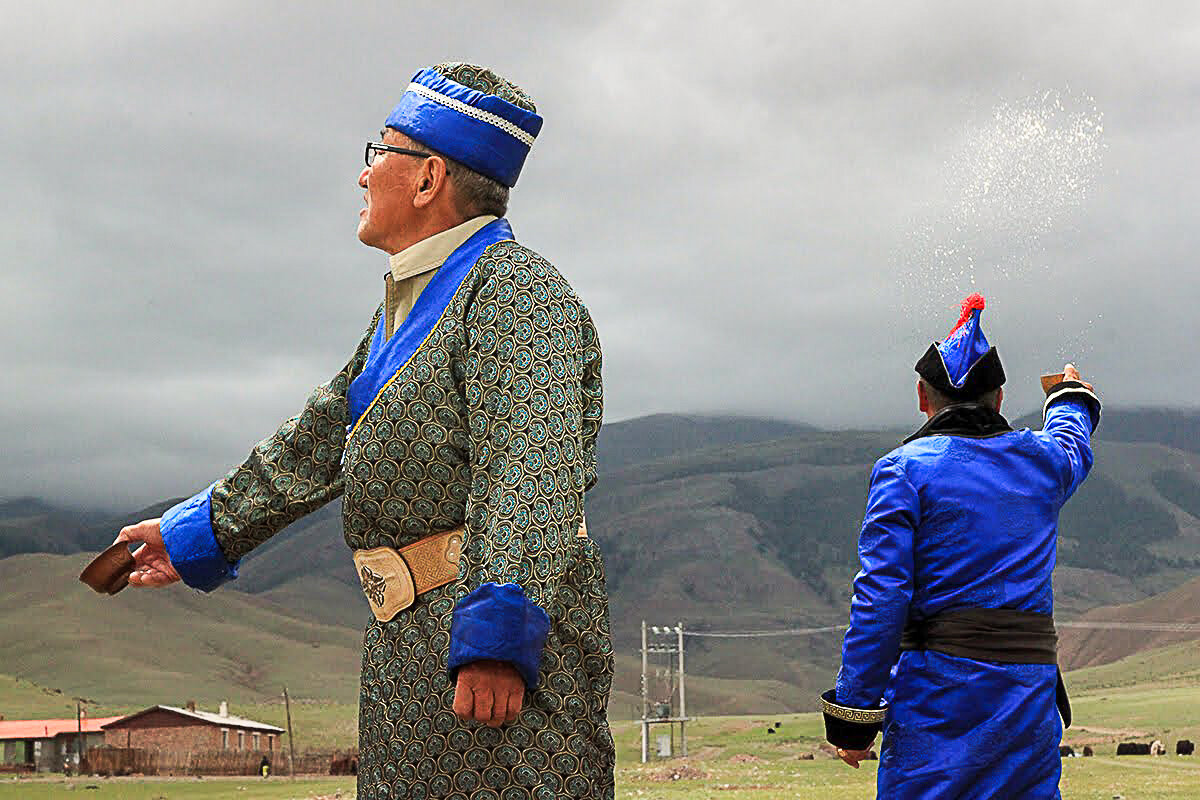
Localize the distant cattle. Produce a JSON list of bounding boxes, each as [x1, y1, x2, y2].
[[1082, 746, 1094, 757], [330, 755, 359, 775], [766, 728, 775, 734], [1058, 745, 1075, 758], [1178, 740, 1195, 756], [1151, 740, 1166, 756], [1116, 742, 1151, 756]]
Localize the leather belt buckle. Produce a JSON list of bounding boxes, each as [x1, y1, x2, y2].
[[354, 546, 418, 622], [353, 528, 465, 622], [352, 519, 587, 623]]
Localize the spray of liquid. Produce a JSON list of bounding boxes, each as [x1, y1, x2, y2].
[[895, 89, 1106, 355]]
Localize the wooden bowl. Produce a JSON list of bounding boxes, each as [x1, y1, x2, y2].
[[79, 542, 136, 595], [1040, 372, 1065, 395]]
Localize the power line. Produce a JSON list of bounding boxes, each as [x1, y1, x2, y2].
[[684, 625, 847, 638], [681, 621, 1200, 637], [1057, 621, 1200, 632]]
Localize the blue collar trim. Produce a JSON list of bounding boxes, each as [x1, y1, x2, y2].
[[347, 217, 514, 431]]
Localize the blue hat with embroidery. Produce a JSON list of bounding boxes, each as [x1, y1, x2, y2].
[[385, 62, 542, 188], [914, 293, 1006, 398]]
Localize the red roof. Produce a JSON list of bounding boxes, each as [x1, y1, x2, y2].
[[0, 717, 123, 740]]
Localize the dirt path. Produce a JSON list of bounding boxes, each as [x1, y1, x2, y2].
[[1071, 725, 1150, 737], [1089, 757, 1200, 771]]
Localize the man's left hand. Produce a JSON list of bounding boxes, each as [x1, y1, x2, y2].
[[453, 660, 525, 727], [837, 743, 875, 769]]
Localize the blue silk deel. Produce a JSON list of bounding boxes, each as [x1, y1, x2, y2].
[[835, 397, 1097, 799]]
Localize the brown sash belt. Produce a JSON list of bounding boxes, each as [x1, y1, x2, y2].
[[900, 608, 1071, 727], [353, 519, 589, 623]]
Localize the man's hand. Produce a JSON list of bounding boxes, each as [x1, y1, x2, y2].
[[1062, 363, 1094, 392], [453, 660, 525, 727], [114, 519, 182, 588], [837, 743, 875, 769]]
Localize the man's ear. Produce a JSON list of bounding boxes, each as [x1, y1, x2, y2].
[[412, 156, 449, 209], [917, 379, 929, 414]]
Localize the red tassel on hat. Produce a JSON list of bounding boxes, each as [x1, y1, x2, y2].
[[949, 293, 986, 335]]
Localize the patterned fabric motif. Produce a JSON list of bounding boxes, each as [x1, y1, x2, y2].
[[433, 62, 537, 113], [205, 237, 613, 799]]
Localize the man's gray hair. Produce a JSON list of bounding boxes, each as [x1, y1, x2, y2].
[[437, 150, 510, 218]]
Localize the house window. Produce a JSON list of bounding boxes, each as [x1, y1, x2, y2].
[[221, 729, 229, 750], [267, 734, 275, 752], [252, 732, 260, 751], [237, 731, 245, 750]]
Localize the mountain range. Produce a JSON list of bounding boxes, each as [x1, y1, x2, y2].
[[2, 407, 1198, 716]]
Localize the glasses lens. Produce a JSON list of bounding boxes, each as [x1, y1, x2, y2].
[[365, 143, 379, 167]]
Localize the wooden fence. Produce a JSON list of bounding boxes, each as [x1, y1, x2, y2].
[[85, 746, 357, 776]]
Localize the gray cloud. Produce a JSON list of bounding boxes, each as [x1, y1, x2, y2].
[[3, 0, 1199, 508]]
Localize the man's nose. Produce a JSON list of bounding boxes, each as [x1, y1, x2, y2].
[[358, 166, 370, 189]]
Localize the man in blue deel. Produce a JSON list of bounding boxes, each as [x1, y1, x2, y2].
[[819, 293, 1101, 798]]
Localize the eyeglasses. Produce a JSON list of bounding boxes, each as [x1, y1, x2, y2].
[[365, 141, 431, 167]]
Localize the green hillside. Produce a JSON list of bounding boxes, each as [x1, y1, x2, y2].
[[0, 553, 361, 717]]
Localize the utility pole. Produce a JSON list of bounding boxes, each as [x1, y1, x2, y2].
[[76, 702, 83, 773], [639, 621, 689, 763], [640, 620, 648, 764], [677, 621, 687, 757], [282, 687, 296, 778]]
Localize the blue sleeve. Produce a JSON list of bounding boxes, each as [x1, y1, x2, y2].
[[447, 582, 550, 689], [835, 454, 919, 710], [160, 484, 240, 592], [1041, 381, 1101, 500]]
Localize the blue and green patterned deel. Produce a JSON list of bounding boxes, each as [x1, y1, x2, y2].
[[160, 217, 614, 798]]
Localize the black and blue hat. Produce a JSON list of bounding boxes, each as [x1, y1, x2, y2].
[[915, 293, 1006, 398], [385, 63, 542, 188]]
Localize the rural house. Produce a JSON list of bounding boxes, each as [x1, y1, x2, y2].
[[101, 701, 284, 754], [0, 715, 122, 772]]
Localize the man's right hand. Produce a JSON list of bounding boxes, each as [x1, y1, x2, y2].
[[1062, 363, 1094, 392], [115, 519, 182, 588]]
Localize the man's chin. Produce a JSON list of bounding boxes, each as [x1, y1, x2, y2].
[[357, 220, 377, 248]]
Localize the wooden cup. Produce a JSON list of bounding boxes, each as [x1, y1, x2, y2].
[[79, 541, 136, 595], [1040, 372, 1065, 395]]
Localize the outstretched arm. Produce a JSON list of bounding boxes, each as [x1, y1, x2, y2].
[[1042, 363, 1101, 501], [116, 309, 380, 591]]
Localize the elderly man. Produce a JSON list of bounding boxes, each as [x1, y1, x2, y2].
[[819, 294, 1101, 799], [116, 63, 614, 799]]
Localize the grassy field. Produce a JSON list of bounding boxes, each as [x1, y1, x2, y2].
[[2, 740, 1197, 799], [3, 635, 1198, 798], [2, 694, 1197, 799], [0, 776, 355, 799]]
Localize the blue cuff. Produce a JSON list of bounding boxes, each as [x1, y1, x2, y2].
[[448, 582, 551, 690], [1043, 380, 1101, 432], [160, 484, 239, 592]]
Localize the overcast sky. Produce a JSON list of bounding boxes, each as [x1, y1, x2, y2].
[[4, 1, 1199, 509]]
